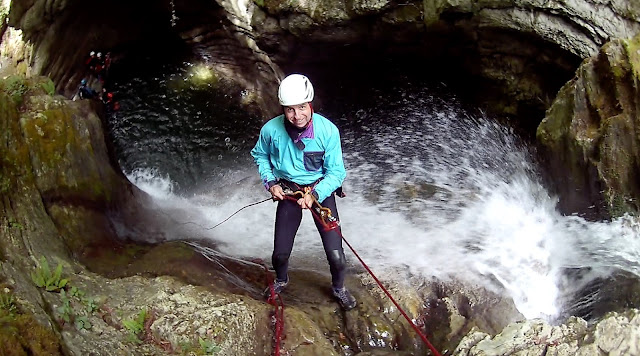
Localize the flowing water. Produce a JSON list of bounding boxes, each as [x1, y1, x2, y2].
[[105, 56, 640, 322]]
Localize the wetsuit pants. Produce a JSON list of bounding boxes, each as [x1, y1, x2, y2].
[[272, 193, 347, 289]]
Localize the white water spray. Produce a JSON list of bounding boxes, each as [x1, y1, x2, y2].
[[123, 89, 640, 321]]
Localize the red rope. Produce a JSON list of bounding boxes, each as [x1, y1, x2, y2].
[[258, 261, 285, 356], [283, 193, 442, 356], [339, 235, 442, 356]]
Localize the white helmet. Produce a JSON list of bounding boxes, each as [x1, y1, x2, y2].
[[278, 74, 314, 106]]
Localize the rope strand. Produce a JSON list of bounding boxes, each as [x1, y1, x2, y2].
[[340, 235, 442, 356], [203, 197, 272, 230]]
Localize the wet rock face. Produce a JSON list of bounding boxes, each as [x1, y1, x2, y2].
[[537, 33, 640, 218], [3, 0, 640, 123]]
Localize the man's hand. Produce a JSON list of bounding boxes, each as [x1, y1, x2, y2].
[[297, 193, 314, 209], [269, 184, 285, 201]]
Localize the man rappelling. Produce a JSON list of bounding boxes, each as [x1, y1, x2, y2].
[[251, 74, 357, 311]]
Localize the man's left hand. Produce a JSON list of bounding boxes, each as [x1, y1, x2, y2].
[[297, 193, 315, 209]]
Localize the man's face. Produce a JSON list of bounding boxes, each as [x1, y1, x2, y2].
[[284, 102, 312, 129]]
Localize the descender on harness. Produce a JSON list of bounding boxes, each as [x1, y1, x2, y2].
[[282, 186, 340, 231]]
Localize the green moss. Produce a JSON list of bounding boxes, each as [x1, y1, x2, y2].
[[73, 179, 108, 202], [607, 192, 632, 219], [610, 63, 627, 79], [81, 242, 151, 277], [252, 0, 264, 7], [0, 75, 29, 105], [0, 175, 10, 193], [0, 5, 8, 26], [17, 98, 112, 203], [7, 218, 23, 230], [0, 290, 63, 355], [623, 34, 640, 79], [40, 79, 56, 96], [20, 115, 65, 170], [536, 80, 576, 145], [616, 176, 636, 214], [22, 105, 79, 176], [384, 3, 422, 24], [0, 312, 63, 355], [422, 0, 452, 26]]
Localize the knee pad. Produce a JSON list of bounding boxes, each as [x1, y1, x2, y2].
[[326, 249, 346, 271], [272, 253, 290, 268]]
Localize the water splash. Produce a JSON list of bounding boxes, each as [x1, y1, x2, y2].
[[111, 69, 640, 321], [128, 168, 175, 198]]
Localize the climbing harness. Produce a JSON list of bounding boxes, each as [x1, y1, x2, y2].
[[281, 186, 340, 231]]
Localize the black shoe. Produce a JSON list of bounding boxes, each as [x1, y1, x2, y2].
[[332, 287, 357, 311], [264, 276, 289, 299]]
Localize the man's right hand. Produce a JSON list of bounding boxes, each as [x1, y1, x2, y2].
[[269, 184, 285, 201]]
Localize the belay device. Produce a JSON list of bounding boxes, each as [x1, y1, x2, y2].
[[282, 186, 340, 231]]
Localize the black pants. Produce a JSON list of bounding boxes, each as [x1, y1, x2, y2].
[[272, 193, 347, 289]]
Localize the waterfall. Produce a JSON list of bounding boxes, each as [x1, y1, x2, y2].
[[108, 60, 640, 321]]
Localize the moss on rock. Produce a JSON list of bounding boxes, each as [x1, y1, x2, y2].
[[0, 288, 63, 355], [537, 33, 640, 218]]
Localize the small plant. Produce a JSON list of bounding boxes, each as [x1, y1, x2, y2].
[[82, 296, 98, 314], [178, 338, 222, 355], [123, 309, 147, 344], [53, 287, 97, 330], [56, 290, 73, 323], [0, 291, 17, 316], [199, 337, 221, 354], [69, 285, 97, 313], [7, 218, 23, 230], [2, 75, 28, 105], [68, 286, 84, 298], [40, 79, 55, 96], [74, 315, 91, 330], [31, 256, 69, 292]]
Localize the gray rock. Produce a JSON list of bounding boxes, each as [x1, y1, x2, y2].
[[453, 310, 640, 356]]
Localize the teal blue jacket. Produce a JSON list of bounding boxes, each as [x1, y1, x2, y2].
[[251, 113, 346, 203]]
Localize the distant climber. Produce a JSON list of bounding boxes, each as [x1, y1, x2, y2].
[[100, 87, 119, 111], [85, 51, 99, 73], [103, 52, 112, 72], [95, 52, 104, 73], [77, 78, 97, 99]]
